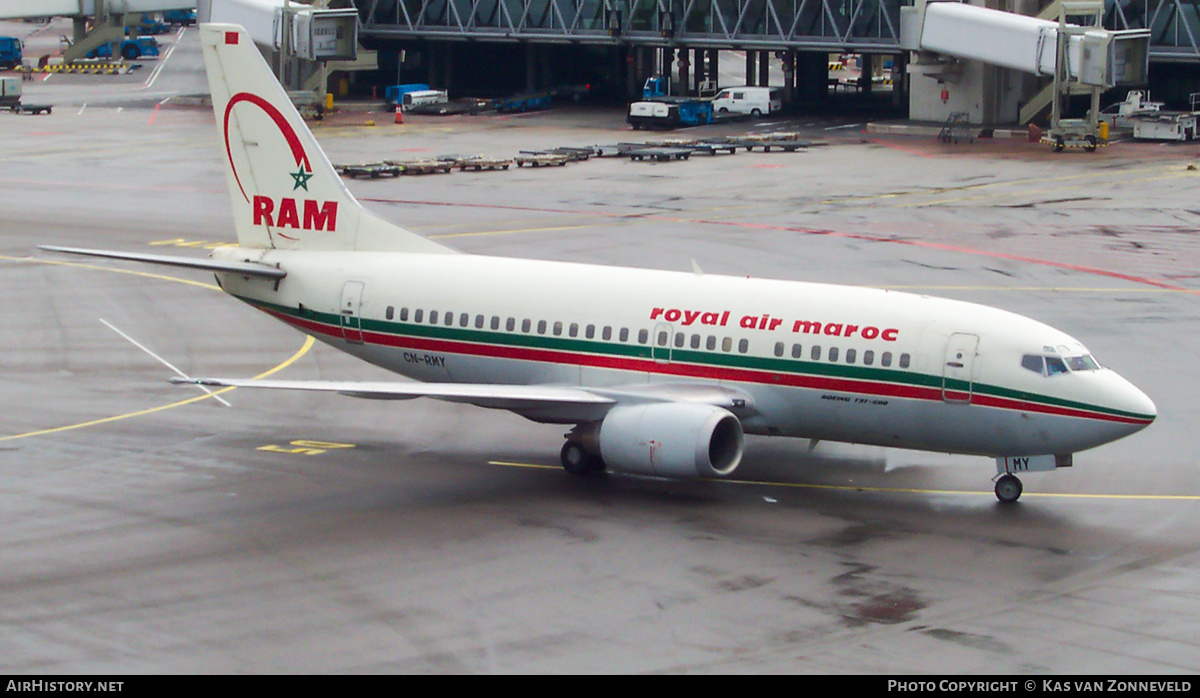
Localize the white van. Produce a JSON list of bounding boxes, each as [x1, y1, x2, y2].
[[401, 89, 449, 111], [712, 86, 782, 117]]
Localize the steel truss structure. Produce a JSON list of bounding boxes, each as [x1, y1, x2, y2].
[[358, 0, 1200, 61]]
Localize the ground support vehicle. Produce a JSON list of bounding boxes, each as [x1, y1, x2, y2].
[[0, 36, 22, 70], [514, 154, 569, 167], [6, 103, 53, 114], [711, 86, 782, 116], [1130, 112, 1198, 141], [454, 157, 512, 171], [86, 37, 159, 61], [163, 10, 197, 26], [384, 83, 430, 107], [724, 133, 812, 152], [618, 144, 693, 161], [336, 163, 402, 179], [493, 92, 551, 113], [384, 159, 454, 175]]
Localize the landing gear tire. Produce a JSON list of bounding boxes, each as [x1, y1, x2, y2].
[[561, 441, 603, 475], [995, 474, 1023, 504]]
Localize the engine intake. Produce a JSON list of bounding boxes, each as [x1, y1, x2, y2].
[[597, 403, 744, 478]]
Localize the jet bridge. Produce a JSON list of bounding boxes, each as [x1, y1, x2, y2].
[[900, 0, 1150, 137]]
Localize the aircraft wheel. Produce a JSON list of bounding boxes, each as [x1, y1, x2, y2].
[[561, 441, 600, 475], [995, 474, 1023, 504]]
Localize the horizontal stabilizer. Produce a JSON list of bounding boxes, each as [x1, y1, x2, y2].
[[39, 246, 287, 279]]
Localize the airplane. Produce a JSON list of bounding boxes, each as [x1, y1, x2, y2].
[[41, 23, 1157, 504]]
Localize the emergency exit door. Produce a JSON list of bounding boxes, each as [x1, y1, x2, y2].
[[340, 281, 365, 344]]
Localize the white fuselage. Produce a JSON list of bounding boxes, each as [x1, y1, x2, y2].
[[213, 247, 1157, 459]]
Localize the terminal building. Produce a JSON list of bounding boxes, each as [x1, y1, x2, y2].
[[351, 0, 1200, 123]]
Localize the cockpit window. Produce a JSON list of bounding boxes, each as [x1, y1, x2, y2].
[[1021, 352, 1101, 376], [1066, 354, 1101, 371]]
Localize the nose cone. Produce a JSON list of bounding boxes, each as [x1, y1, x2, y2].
[[1105, 371, 1157, 436]]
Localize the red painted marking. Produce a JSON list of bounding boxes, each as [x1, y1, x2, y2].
[[223, 92, 312, 202], [225, 32, 239, 45]]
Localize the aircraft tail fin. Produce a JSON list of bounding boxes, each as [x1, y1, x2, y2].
[[199, 23, 454, 255]]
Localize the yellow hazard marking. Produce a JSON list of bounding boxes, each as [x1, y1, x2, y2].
[[0, 254, 316, 442], [257, 440, 356, 456]]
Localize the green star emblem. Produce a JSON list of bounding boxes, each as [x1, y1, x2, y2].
[[290, 166, 313, 191]]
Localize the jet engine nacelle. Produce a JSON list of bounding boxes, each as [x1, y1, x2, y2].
[[598, 403, 744, 478]]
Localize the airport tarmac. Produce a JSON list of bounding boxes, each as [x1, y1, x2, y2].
[[1, 25, 1199, 674]]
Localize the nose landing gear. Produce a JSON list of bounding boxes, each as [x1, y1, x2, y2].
[[994, 473, 1023, 504]]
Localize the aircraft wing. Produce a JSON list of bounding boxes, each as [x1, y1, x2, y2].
[[172, 377, 757, 423], [171, 377, 616, 411]]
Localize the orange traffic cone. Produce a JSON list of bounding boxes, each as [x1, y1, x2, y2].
[[394, 105, 403, 124]]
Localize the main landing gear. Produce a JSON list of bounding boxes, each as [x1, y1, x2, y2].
[[560, 441, 606, 476], [994, 473, 1023, 504]]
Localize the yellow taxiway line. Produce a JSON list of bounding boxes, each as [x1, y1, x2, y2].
[[487, 461, 1200, 501], [0, 254, 315, 442]]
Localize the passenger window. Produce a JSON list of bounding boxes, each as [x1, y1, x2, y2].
[[507, 318, 515, 331], [475, 314, 485, 328], [400, 308, 409, 322], [706, 335, 716, 350], [811, 345, 821, 361], [414, 309, 424, 323], [791, 344, 802, 359], [738, 339, 748, 354], [537, 320, 547, 334], [553, 321, 563, 336], [691, 334, 701, 349], [1021, 355, 1045, 374], [846, 349, 856, 364], [386, 306, 394, 320], [490, 316, 499, 330], [569, 323, 578, 337], [620, 328, 630, 342], [863, 350, 874, 366], [674, 332, 685, 348], [774, 342, 785, 357], [638, 329, 648, 344], [522, 319, 531, 333], [881, 351, 892, 367], [601, 326, 611, 341], [586, 325, 595, 339], [657, 330, 668, 346], [429, 310, 438, 324], [899, 353, 910, 369], [829, 347, 839, 362], [722, 337, 732, 352], [445, 312, 455, 326]]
